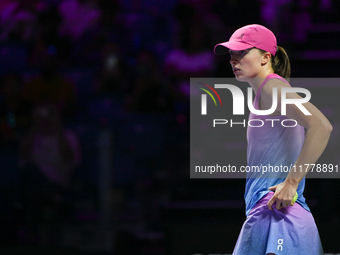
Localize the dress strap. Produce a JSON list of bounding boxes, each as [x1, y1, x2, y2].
[[253, 73, 289, 109]]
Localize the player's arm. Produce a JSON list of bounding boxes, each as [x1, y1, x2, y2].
[[276, 80, 332, 182], [262, 80, 332, 209]]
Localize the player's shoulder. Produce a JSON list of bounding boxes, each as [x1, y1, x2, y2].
[[266, 77, 290, 88]]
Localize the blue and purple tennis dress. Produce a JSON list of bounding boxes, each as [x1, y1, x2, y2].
[[232, 73, 324, 255]]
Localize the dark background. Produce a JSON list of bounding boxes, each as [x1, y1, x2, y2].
[[0, 0, 339, 254]]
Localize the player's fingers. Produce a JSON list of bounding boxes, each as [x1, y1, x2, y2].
[[268, 185, 278, 191], [267, 197, 275, 210], [276, 200, 282, 210]]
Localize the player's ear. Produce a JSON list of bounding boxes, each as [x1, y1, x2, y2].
[[261, 52, 271, 65]]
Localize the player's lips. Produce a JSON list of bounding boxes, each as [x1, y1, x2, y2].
[[233, 67, 241, 73]]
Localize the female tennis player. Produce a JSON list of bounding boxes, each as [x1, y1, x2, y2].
[[214, 24, 332, 255]]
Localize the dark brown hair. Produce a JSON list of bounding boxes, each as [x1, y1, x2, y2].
[[260, 46, 291, 79]]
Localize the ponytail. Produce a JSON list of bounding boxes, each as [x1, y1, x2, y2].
[[271, 46, 291, 80], [259, 46, 291, 79]]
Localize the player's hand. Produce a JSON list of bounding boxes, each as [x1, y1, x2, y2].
[[267, 180, 298, 210]]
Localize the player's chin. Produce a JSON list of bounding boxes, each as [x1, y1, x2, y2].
[[235, 75, 248, 82]]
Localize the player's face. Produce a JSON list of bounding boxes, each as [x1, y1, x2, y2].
[[229, 48, 263, 81]]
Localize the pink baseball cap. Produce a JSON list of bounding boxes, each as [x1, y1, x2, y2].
[[214, 24, 277, 56]]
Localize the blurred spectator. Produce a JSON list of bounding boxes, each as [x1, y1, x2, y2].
[[311, 0, 337, 22], [211, 0, 260, 28], [86, 41, 130, 128], [20, 105, 81, 189], [90, 0, 121, 48], [22, 56, 76, 115], [0, 73, 31, 214], [90, 42, 128, 115], [125, 50, 174, 114], [98, 0, 120, 30], [96, 42, 127, 96], [172, 1, 196, 48], [164, 22, 215, 98], [291, 0, 312, 43], [29, 4, 72, 67], [0, 0, 12, 12], [173, 1, 226, 50], [0, 0, 37, 43], [58, 0, 101, 41], [0, 72, 31, 148], [259, 0, 294, 43], [19, 105, 81, 243]]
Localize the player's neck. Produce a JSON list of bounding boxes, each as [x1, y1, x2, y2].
[[248, 70, 274, 94]]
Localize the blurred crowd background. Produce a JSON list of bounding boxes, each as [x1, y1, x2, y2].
[[0, 0, 340, 254]]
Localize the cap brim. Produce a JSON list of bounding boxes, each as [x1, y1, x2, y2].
[[214, 41, 254, 55]]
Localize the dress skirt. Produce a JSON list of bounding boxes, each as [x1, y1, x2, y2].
[[233, 192, 324, 255]]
